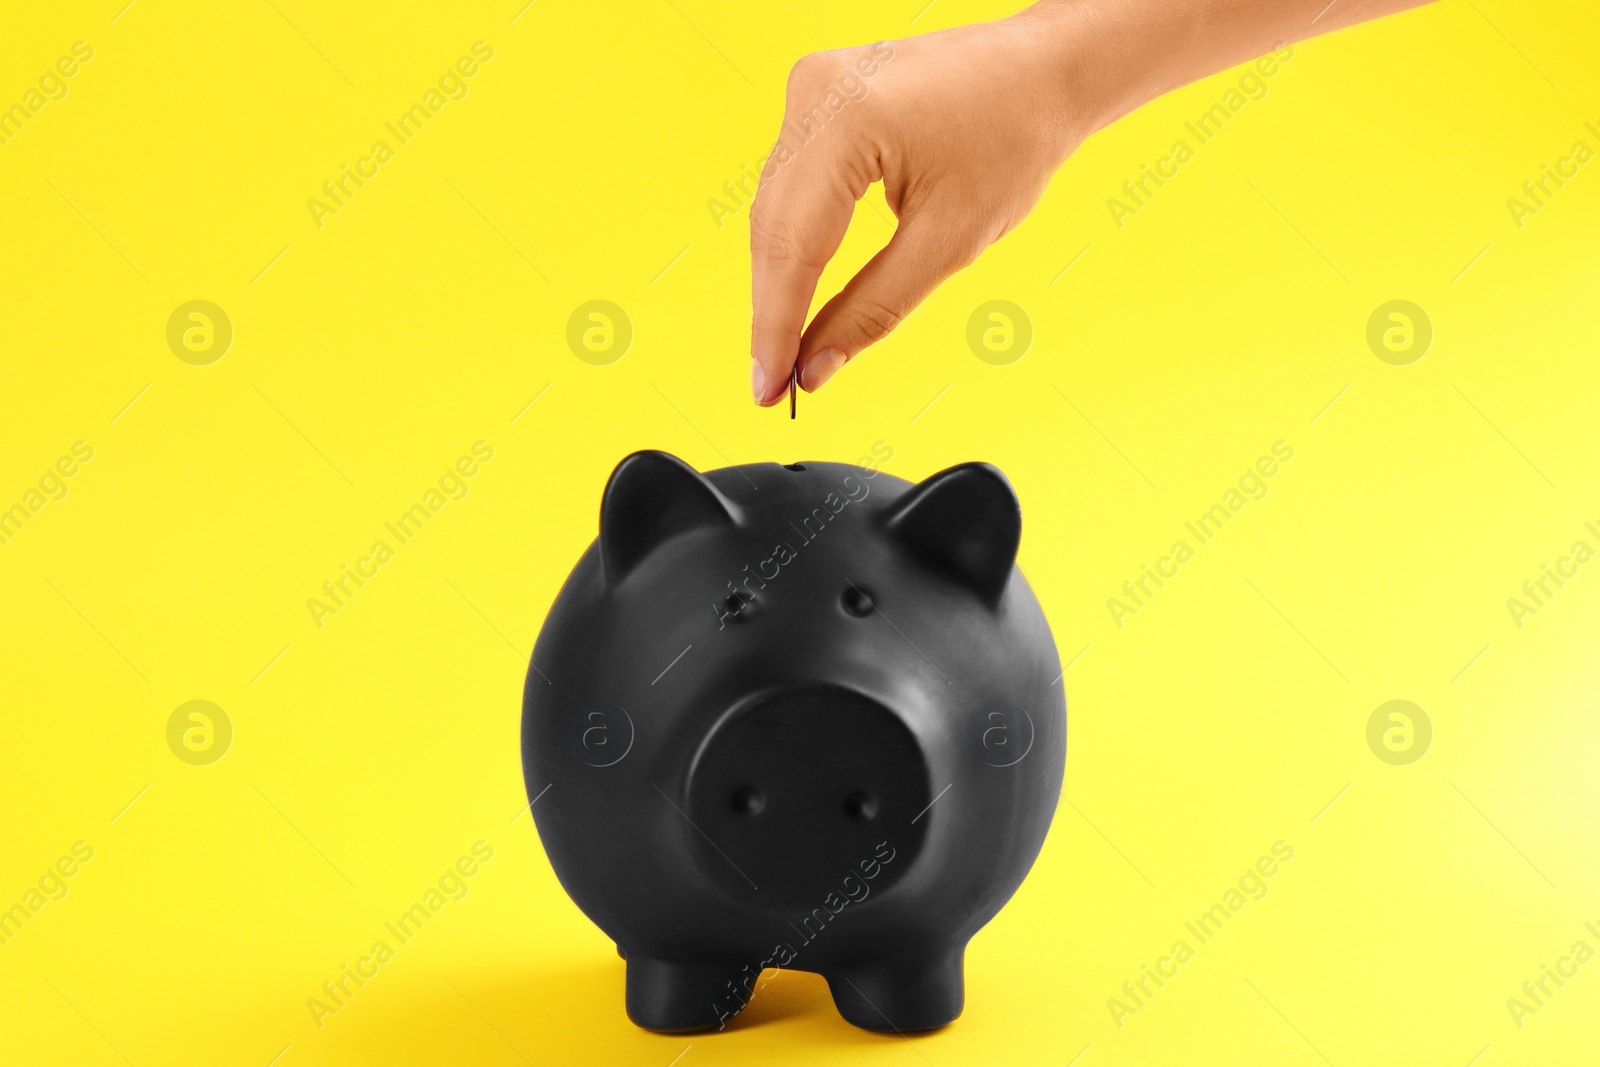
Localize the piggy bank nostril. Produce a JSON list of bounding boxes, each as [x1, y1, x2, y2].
[[843, 790, 879, 822], [841, 587, 875, 617], [731, 786, 765, 815]]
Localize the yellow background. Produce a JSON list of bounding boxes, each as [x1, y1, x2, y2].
[[3, 0, 1598, 1063]]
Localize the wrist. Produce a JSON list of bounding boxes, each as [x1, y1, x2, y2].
[[1005, 0, 1165, 146]]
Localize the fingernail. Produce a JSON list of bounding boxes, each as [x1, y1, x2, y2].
[[800, 348, 847, 392], [752, 361, 767, 403]]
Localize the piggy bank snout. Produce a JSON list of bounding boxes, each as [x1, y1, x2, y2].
[[684, 685, 930, 911]]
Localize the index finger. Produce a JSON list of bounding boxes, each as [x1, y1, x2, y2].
[[748, 142, 857, 405]]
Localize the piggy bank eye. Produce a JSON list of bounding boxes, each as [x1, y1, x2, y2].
[[840, 586, 876, 617]]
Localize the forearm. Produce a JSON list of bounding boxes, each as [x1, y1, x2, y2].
[[1016, 0, 1436, 140]]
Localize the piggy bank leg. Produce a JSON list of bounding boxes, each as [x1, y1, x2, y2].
[[625, 956, 746, 1033], [826, 946, 965, 1032]]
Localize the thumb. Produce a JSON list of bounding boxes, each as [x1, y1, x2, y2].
[[796, 214, 981, 392]]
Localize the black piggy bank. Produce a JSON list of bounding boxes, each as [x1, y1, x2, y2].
[[521, 450, 1065, 1033]]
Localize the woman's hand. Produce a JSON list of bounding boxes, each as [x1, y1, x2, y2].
[[748, 14, 1093, 403], [747, 0, 1435, 405]]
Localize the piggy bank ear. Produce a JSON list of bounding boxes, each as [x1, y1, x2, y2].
[[600, 451, 738, 581], [882, 463, 1021, 607]]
